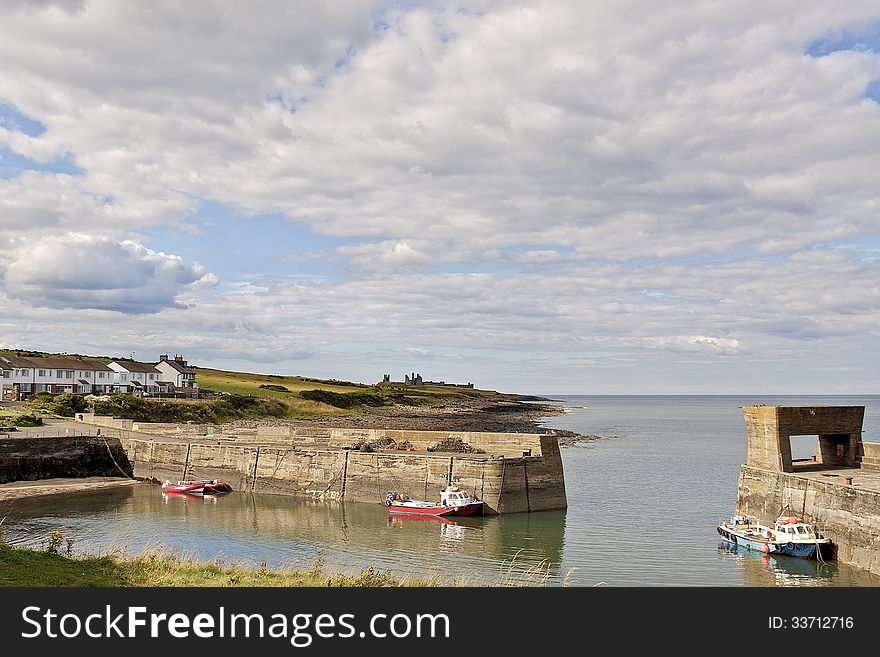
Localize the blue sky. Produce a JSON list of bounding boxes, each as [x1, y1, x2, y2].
[[1, 2, 880, 394], [142, 203, 353, 287]]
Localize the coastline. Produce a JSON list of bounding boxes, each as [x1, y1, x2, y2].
[[225, 392, 593, 444]]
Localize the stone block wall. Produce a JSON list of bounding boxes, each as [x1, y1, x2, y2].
[[736, 465, 880, 574], [218, 426, 548, 456], [0, 436, 132, 483], [857, 442, 880, 472], [77, 413, 134, 431], [120, 435, 566, 514]]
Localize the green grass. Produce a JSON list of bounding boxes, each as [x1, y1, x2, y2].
[[196, 368, 367, 397], [0, 543, 432, 587], [0, 409, 40, 427], [2, 347, 502, 422]]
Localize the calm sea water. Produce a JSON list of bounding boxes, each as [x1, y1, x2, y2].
[[2, 395, 880, 586]]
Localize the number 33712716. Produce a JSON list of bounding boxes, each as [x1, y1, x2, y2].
[[770, 617, 854, 629]]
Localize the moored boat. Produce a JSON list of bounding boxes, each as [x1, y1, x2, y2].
[[161, 479, 232, 495], [384, 485, 484, 516], [717, 515, 831, 559]]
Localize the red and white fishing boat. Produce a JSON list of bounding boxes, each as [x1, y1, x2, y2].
[[384, 485, 484, 516], [161, 479, 232, 495]]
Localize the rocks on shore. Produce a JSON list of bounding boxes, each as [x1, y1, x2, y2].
[[223, 393, 596, 446]]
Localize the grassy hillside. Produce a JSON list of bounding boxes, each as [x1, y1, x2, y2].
[[195, 367, 368, 397], [3, 348, 498, 421]]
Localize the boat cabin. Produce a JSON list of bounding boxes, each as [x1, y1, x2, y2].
[[440, 486, 474, 506], [773, 517, 823, 541]]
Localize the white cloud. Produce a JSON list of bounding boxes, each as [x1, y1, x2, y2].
[[2, 234, 217, 313], [339, 240, 432, 272], [0, 2, 880, 391]]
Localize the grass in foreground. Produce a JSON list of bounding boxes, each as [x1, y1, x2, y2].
[[0, 543, 431, 587], [0, 541, 570, 587]]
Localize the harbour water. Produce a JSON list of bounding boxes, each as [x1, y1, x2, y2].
[[2, 395, 879, 586]]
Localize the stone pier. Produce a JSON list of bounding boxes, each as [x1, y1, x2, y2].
[[736, 405, 880, 574], [110, 423, 567, 514]]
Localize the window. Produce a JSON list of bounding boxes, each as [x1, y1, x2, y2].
[[20, 369, 29, 376], [98, 372, 105, 379], [84, 371, 91, 378], [121, 374, 127, 381], [149, 373, 154, 380], [38, 369, 46, 377], [63, 371, 72, 379], [1, 371, 9, 379]]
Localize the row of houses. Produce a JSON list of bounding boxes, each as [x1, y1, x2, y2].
[[0, 353, 196, 400]]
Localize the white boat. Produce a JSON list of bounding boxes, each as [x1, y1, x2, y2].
[[717, 515, 831, 559], [384, 485, 484, 516]]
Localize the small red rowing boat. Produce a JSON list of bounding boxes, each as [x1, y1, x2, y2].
[[161, 479, 232, 495], [384, 485, 484, 516]]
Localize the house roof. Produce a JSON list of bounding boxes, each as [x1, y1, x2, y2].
[[0, 356, 113, 371], [112, 361, 161, 374], [161, 360, 196, 374], [1, 355, 35, 368]]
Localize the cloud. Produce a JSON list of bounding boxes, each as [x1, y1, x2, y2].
[[339, 240, 432, 272], [1, 3, 880, 391], [643, 335, 742, 355], [2, 234, 217, 313], [1, 2, 879, 267]]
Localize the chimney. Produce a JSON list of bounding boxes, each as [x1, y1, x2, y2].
[[159, 354, 168, 362], [174, 354, 184, 362]]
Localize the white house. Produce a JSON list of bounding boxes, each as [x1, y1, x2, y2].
[[0, 355, 116, 398], [155, 354, 197, 390], [0, 360, 12, 400], [107, 360, 165, 395]]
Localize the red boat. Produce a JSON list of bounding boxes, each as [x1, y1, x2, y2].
[[384, 485, 484, 516], [161, 479, 232, 495]]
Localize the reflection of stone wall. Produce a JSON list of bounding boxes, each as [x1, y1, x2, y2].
[[736, 465, 880, 574], [120, 434, 567, 514], [113, 487, 567, 569]]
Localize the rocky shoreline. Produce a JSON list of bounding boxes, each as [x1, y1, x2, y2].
[[227, 392, 596, 446]]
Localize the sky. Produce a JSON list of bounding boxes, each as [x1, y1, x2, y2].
[[1, 1, 880, 395]]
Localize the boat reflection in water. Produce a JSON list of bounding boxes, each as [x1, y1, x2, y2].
[[0, 485, 567, 585], [717, 542, 837, 586], [386, 513, 485, 544], [161, 491, 223, 504]]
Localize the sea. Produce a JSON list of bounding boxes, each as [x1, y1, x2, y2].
[[2, 395, 879, 586]]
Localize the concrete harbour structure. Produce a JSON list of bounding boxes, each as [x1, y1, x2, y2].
[[736, 405, 880, 574], [74, 414, 568, 515]]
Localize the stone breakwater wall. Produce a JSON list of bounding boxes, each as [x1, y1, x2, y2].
[[858, 441, 880, 471], [119, 430, 567, 514], [215, 425, 550, 455], [736, 465, 880, 575], [0, 436, 132, 484]]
